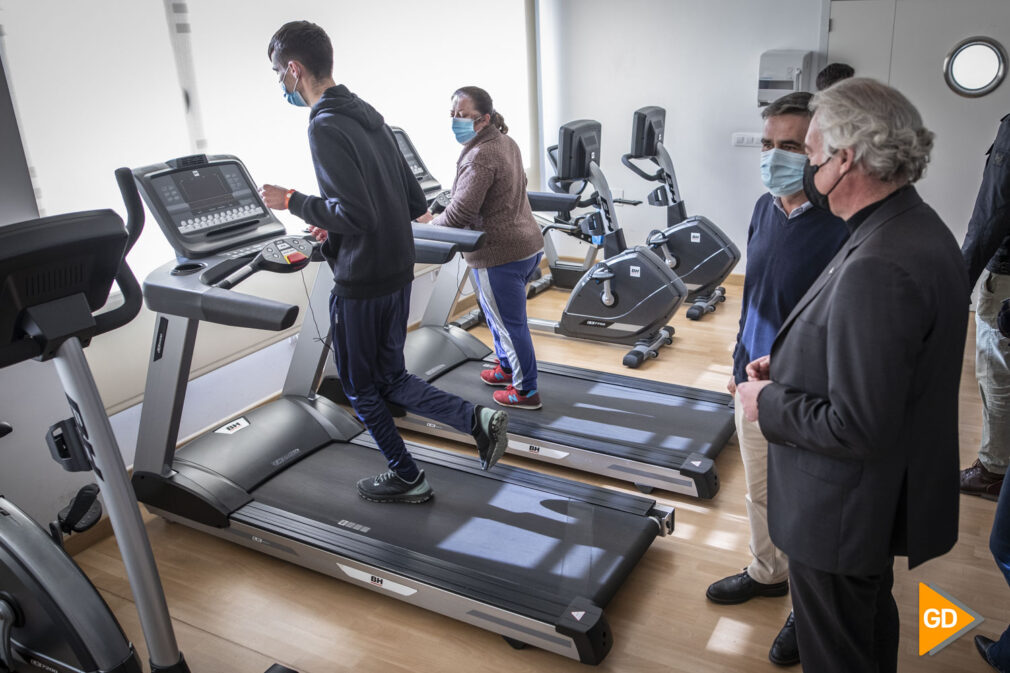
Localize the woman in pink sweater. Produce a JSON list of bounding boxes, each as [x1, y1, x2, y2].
[[421, 86, 545, 409]]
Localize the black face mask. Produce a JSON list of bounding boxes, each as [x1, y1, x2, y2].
[[802, 156, 844, 213]]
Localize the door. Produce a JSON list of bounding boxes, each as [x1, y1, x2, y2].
[[828, 0, 1010, 246]]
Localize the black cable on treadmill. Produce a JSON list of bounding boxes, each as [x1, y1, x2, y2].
[[300, 268, 332, 356]]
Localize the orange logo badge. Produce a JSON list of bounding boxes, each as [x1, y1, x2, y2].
[[919, 583, 983, 656]]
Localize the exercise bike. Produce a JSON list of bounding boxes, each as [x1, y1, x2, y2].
[[0, 169, 295, 673], [452, 119, 687, 368], [524, 125, 644, 296], [621, 106, 740, 320]]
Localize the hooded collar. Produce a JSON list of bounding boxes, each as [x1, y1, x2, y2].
[[309, 84, 385, 130]]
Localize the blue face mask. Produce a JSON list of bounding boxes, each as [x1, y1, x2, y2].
[[760, 148, 807, 197], [452, 117, 477, 144], [280, 66, 308, 108]]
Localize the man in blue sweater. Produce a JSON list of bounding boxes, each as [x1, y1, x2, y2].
[[258, 21, 509, 504], [705, 92, 849, 666]]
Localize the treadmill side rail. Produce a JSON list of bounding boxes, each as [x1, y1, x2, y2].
[[678, 452, 719, 499], [556, 597, 611, 665], [162, 510, 601, 663], [395, 412, 718, 499]]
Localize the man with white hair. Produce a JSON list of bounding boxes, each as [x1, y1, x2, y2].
[[737, 78, 968, 672]]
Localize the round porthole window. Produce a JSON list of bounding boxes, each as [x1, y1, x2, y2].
[[944, 36, 1007, 98]]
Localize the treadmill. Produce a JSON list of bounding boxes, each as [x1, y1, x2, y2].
[[326, 129, 735, 499], [128, 152, 673, 665]]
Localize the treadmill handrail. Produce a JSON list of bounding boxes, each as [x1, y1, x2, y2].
[[415, 239, 461, 265], [411, 222, 485, 252], [143, 261, 299, 331]]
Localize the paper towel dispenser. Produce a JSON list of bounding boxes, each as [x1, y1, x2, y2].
[[758, 50, 815, 106]]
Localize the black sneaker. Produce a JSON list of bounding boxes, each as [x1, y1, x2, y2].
[[471, 405, 509, 470], [356, 469, 433, 504]]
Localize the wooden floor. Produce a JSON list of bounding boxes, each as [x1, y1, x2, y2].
[[75, 281, 1008, 672]]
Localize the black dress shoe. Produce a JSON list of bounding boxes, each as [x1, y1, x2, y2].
[[769, 611, 800, 667], [975, 635, 1009, 672], [706, 570, 789, 604], [961, 459, 1004, 500]]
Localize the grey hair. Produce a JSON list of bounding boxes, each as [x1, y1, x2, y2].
[[810, 77, 934, 183], [761, 91, 813, 120]]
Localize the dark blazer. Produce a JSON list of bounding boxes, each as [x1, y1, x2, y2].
[[961, 113, 1010, 286], [758, 186, 968, 576]]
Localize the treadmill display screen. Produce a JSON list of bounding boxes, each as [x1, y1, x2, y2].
[[395, 132, 426, 180], [150, 163, 265, 237]]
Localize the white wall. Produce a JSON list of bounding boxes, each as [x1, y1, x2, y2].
[[184, 0, 534, 204], [537, 0, 827, 266], [829, 0, 1010, 248], [0, 0, 189, 276]]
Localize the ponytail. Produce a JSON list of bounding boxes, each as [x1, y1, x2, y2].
[[490, 110, 509, 134]]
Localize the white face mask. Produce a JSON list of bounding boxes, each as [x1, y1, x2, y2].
[[760, 148, 807, 197]]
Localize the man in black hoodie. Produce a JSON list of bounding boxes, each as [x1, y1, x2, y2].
[[259, 20, 509, 504]]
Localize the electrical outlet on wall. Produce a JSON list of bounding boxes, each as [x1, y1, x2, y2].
[[731, 132, 763, 148]]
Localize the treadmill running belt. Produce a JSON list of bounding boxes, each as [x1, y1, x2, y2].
[[431, 360, 734, 467], [248, 442, 657, 613]]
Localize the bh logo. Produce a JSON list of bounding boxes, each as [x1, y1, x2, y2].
[[918, 583, 983, 656]]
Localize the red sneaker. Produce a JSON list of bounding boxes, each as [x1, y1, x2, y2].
[[493, 385, 542, 410], [480, 364, 513, 387]]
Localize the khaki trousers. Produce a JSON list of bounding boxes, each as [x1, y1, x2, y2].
[[735, 389, 789, 584]]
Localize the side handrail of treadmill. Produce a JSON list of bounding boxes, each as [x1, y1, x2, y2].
[[415, 239, 461, 265], [201, 287, 299, 331], [142, 280, 300, 331], [411, 222, 485, 252]]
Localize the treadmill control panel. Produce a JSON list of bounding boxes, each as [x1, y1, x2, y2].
[[133, 155, 286, 259], [391, 127, 443, 202], [150, 163, 264, 234]]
